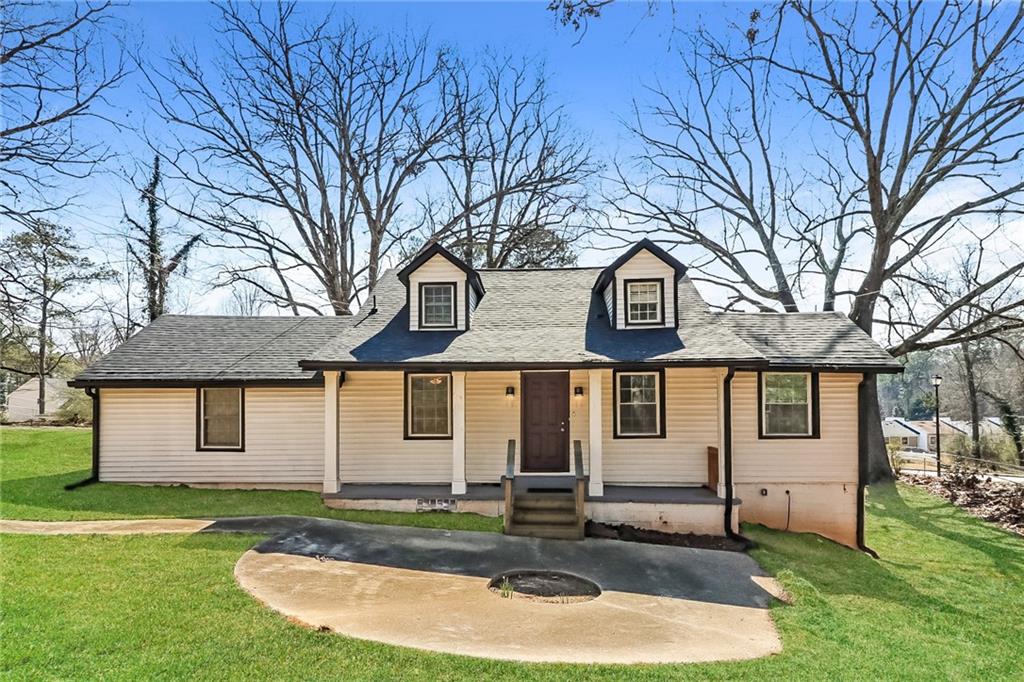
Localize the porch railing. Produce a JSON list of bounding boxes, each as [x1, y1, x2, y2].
[[707, 446, 720, 491], [573, 440, 586, 536], [502, 439, 515, 533]]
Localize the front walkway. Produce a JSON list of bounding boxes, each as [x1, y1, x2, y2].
[[2, 515, 783, 664]]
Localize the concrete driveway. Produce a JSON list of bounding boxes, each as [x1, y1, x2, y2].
[[235, 518, 784, 664]]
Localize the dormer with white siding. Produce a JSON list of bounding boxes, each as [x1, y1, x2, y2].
[[592, 239, 687, 330], [397, 243, 485, 332]]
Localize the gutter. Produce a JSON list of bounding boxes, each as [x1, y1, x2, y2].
[[65, 387, 100, 490], [722, 367, 754, 548], [856, 375, 879, 558]]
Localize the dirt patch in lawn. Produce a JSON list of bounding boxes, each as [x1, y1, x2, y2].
[[586, 521, 748, 551], [901, 466, 1024, 536]]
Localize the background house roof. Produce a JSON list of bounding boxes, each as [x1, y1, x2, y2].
[[70, 315, 353, 386], [716, 312, 903, 371]]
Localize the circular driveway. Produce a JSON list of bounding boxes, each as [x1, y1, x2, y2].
[[235, 519, 783, 664]]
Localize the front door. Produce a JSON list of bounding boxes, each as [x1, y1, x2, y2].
[[521, 371, 570, 472]]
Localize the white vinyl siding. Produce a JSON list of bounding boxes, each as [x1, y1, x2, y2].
[[99, 387, 323, 483], [465, 371, 520, 481], [733, 372, 859, 483], [602, 283, 614, 320], [408, 254, 466, 331], [614, 249, 675, 329], [602, 368, 719, 485], [339, 371, 451, 483]]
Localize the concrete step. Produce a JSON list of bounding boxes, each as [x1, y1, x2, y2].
[[513, 508, 579, 525], [514, 493, 576, 511], [507, 522, 584, 540]]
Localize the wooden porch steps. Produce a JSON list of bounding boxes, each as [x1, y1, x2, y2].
[[507, 491, 584, 540]]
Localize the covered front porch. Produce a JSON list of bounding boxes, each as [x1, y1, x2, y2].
[[319, 367, 735, 537]]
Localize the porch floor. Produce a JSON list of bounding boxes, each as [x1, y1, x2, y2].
[[323, 483, 730, 505]]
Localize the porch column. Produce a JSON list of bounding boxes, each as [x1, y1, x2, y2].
[[588, 369, 604, 496], [451, 371, 467, 495], [716, 368, 727, 497], [323, 370, 340, 494]]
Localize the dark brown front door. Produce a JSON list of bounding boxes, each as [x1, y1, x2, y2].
[[521, 371, 570, 472]]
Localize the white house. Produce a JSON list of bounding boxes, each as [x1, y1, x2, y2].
[[70, 240, 902, 548], [882, 417, 928, 450]]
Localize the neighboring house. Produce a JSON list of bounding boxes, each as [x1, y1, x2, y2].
[[909, 418, 968, 453], [882, 417, 928, 451], [69, 240, 901, 547], [2, 377, 74, 422]]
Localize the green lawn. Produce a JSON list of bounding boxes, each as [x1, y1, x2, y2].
[[0, 426, 500, 532], [2, 426, 1023, 679]]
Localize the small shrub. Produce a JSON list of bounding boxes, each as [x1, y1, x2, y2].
[[499, 577, 514, 599], [56, 390, 92, 424]]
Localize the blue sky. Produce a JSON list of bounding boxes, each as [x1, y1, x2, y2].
[[61, 1, 754, 312], [30, 1, 1019, 318]]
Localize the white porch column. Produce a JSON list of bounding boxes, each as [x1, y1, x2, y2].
[[588, 369, 604, 496], [451, 371, 467, 495], [322, 370, 340, 494]]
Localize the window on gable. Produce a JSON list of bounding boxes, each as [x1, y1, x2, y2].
[[406, 373, 451, 438], [615, 370, 664, 437], [198, 387, 243, 450], [760, 372, 817, 438], [420, 283, 455, 327], [625, 280, 663, 325]]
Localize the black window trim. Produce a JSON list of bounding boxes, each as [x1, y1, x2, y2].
[[622, 278, 665, 327], [418, 281, 458, 330], [757, 371, 821, 440], [196, 386, 246, 452], [612, 367, 667, 439], [403, 370, 454, 440]]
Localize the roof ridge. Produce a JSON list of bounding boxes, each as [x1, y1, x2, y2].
[[213, 317, 311, 379]]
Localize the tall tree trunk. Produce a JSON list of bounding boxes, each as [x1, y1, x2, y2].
[[36, 297, 48, 415], [861, 375, 891, 483], [961, 343, 982, 459], [850, 281, 895, 481]]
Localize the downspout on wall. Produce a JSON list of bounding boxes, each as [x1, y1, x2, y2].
[[65, 386, 100, 490], [723, 368, 753, 548], [857, 375, 879, 558]]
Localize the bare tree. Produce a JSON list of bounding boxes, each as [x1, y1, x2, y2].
[[0, 221, 113, 414], [122, 156, 200, 321], [146, 2, 594, 315], [0, 1, 127, 222], [431, 56, 596, 268], [609, 2, 1024, 480]]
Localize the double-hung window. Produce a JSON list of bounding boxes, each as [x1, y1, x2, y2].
[[625, 280, 663, 325], [406, 373, 452, 438], [760, 372, 817, 438], [198, 387, 243, 450], [420, 283, 455, 328], [614, 370, 664, 438]]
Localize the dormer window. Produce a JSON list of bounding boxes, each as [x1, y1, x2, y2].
[[397, 243, 485, 332], [420, 283, 455, 328], [625, 280, 663, 325]]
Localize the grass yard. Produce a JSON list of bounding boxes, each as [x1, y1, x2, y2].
[[2, 426, 1023, 679], [0, 427, 500, 532]]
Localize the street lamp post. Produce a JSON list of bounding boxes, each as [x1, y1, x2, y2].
[[933, 375, 943, 477]]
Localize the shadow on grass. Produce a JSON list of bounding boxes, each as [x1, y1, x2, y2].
[[869, 481, 1023, 578], [745, 522, 969, 618]]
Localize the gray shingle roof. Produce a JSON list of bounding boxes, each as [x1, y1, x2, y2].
[[72, 268, 901, 385], [71, 315, 353, 385], [303, 268, 765, 367], [716, 312, 902, 370]]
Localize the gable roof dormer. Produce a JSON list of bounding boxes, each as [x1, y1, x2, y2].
[[397, 243, 485, 332], [593, 239, 688, 330]]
